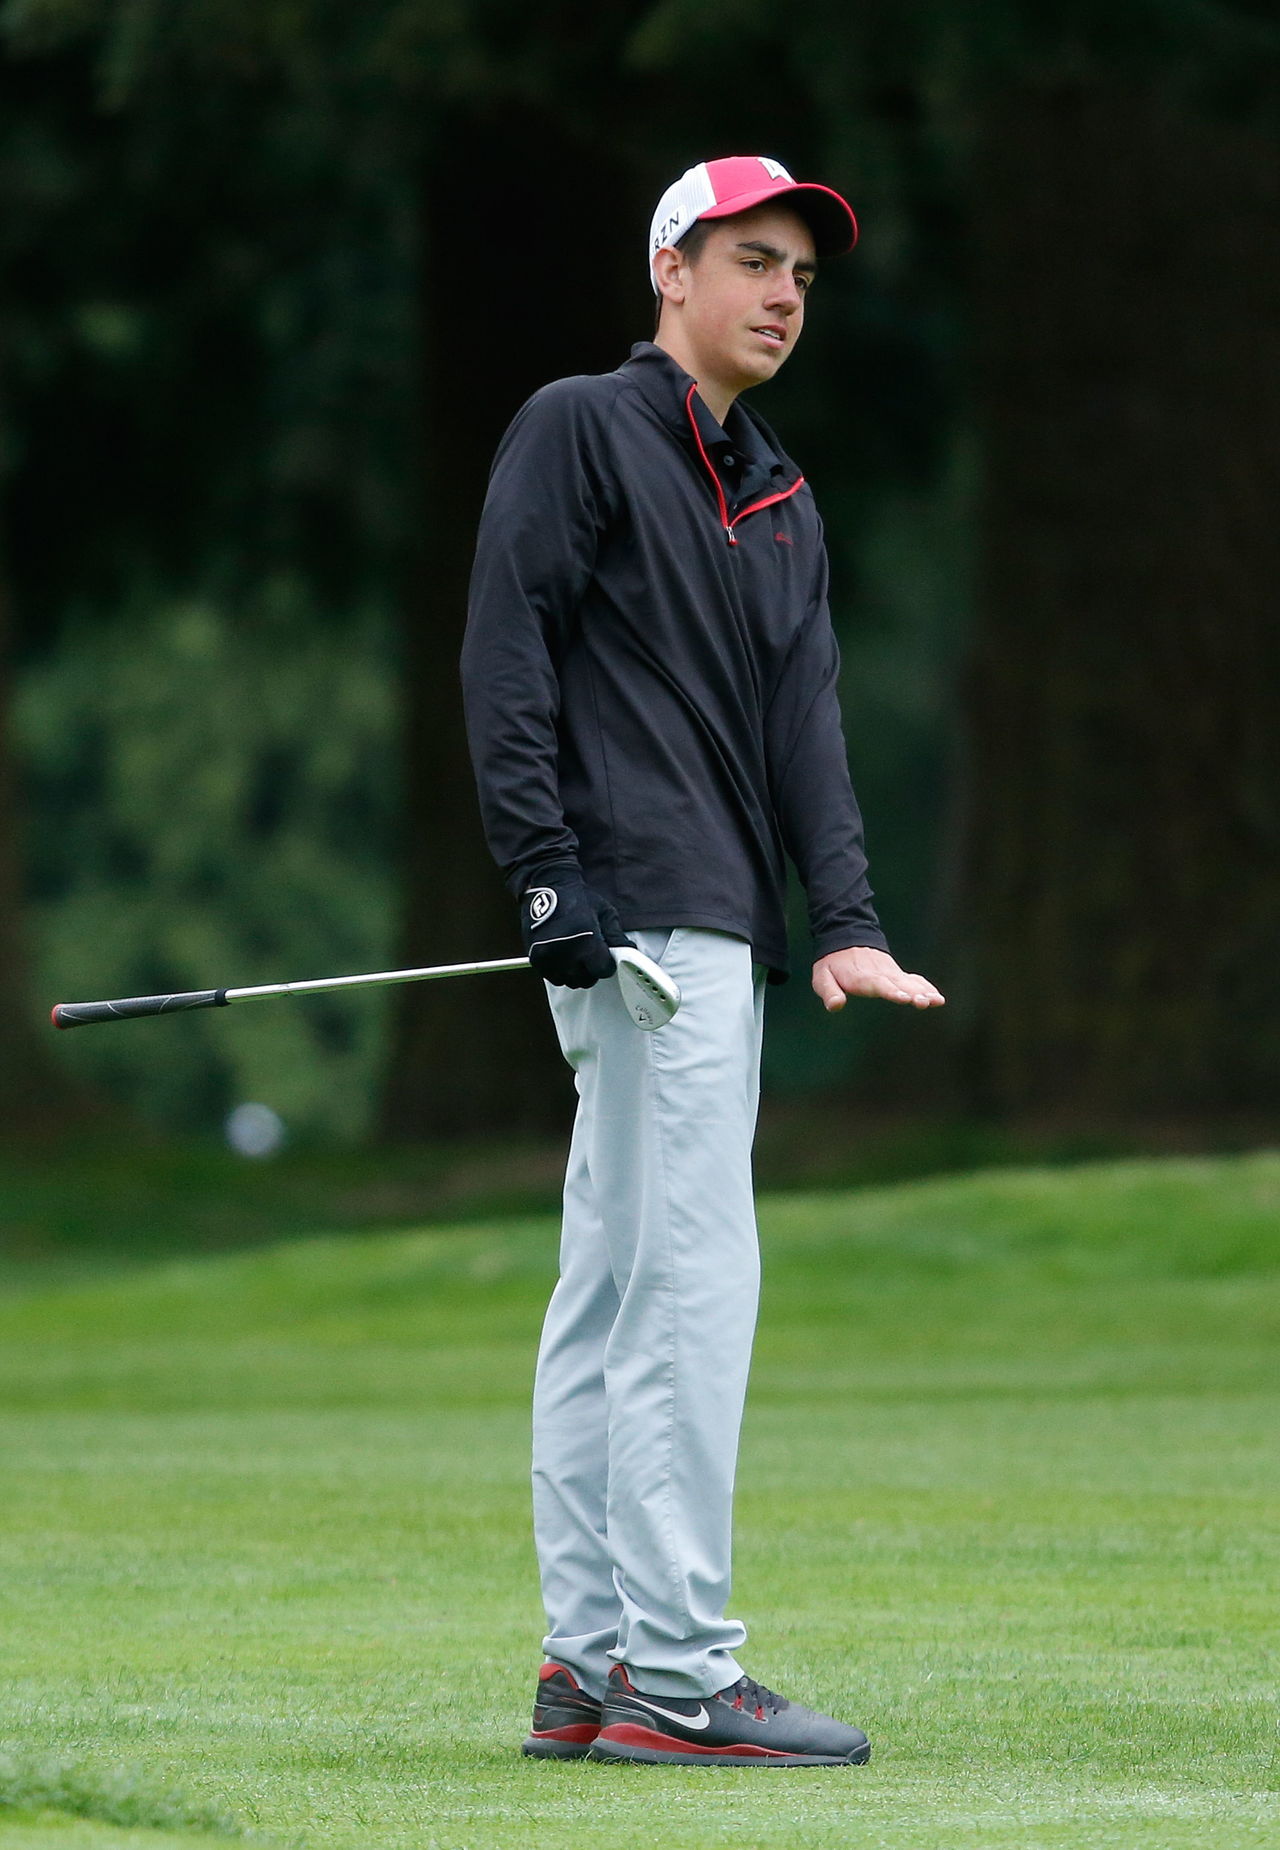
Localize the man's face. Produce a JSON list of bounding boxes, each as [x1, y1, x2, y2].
[[662, 203, 817, 395]]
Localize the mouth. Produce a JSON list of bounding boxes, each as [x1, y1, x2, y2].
[[752, 325, 787, 346]]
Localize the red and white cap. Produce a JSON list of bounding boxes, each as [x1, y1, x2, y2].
[[648, 155, 858, 293]]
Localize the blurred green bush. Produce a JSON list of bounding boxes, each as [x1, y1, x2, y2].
[[17, 582, 399, 1143]]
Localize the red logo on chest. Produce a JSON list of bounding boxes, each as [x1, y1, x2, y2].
[[774, 531, 793, 546]]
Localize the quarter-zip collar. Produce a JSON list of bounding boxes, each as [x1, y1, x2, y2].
[[680, 378, 808, 546], [618, 342, 804, 531]]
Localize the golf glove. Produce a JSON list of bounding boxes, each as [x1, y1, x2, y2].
[[521, 863, 631, 989]]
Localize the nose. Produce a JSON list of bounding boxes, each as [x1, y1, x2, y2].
[[766, 269, 803, 313]]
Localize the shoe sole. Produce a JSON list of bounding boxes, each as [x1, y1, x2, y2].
[[521, 1734, 599, 1760], [589, 1738, 870, 1768]]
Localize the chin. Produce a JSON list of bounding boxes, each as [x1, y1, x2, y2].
[[746, 352, 785, 384], [748, 338, 787, 369]]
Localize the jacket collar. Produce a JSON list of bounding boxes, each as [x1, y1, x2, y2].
[[618, 341, 800, 506]]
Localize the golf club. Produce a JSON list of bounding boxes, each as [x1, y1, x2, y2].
[[51, 945, 681, 1034]]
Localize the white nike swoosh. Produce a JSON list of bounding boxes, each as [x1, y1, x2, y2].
[[629, 1694, 711, 1731]]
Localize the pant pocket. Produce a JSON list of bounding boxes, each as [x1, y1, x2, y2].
[[630, 927, 675, 966]]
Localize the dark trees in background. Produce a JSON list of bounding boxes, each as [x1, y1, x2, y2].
[[961, 81, 1280, 1120], [0, 563, 89, 1129], [2, 2, 1278, 1141], [0, 49, 125, 1132], [0, 13, 415, 1140]]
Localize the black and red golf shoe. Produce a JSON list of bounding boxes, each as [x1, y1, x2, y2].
[[589, 1664, 870, 1767], [520, 1662, 603, 1759]]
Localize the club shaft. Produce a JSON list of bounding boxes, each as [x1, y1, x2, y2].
[[51, 957, 535, 1028], [225, 957, 531, 1003]]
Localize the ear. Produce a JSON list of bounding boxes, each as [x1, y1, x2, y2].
[[652, 245, 687, 310]]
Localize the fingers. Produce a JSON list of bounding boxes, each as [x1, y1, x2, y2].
[[813, 949, 946, 1011], [811, 965, 848, 1013], [870, 972, 944, 1007], [872, 972, 918, 1004], [899, 973, 946, 1008]]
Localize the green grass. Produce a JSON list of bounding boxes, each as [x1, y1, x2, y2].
[[1, 1153, 1278, 1849]]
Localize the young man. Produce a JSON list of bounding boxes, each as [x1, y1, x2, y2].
[[461, 155, 944, 1768]]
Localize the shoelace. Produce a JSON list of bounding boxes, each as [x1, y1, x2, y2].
[[720, 1675, 788, 1723]]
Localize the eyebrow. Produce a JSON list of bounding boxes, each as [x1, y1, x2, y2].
[[733, 239, 817, 277]]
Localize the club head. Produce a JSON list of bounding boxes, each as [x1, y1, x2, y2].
[[612, 946, 681, 1031]]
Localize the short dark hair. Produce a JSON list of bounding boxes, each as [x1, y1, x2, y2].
[[653, 217, 718, 333]]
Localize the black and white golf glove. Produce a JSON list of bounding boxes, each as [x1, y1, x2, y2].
[[521, 863, 631, 989]]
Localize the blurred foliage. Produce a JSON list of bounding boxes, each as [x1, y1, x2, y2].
[[1, 0, 1277, 1144], [18, 583, 398, 1138], [0, 0, 972, 1136], [0, 25, 417, 636]]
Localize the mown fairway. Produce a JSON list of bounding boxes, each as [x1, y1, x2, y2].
[[2, 1155, 1278, 1849]]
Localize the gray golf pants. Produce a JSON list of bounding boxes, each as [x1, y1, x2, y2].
[[534, 927, 766, 1700]]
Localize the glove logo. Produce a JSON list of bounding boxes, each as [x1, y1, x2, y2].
[[527, 888, 558, 926]]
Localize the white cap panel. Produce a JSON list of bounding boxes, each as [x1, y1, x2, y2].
[[647, 163, 717, 292]]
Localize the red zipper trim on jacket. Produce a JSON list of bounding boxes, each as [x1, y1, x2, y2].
[[684, 380, 806, 546]]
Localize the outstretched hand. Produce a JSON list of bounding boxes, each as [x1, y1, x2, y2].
[[812, 946, 945, 1013]]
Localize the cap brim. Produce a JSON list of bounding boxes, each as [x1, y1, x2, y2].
[[698, 182, 858, 256]]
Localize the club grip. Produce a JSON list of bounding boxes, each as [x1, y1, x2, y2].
[[51, 989, 229, 1029]]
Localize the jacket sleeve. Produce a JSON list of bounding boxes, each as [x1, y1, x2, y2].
[[460, 379, 616, 895], [765, 537, 891, 959]]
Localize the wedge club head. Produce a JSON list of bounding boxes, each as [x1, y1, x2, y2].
[[613, 946, 681, 1030]]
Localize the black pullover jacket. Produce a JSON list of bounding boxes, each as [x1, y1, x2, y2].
[[461, 341, 888, 979]]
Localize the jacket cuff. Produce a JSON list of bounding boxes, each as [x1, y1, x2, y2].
[[812, 927, 892, 961]]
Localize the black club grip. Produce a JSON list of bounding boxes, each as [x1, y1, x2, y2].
[[51, 989, 229, 1029]]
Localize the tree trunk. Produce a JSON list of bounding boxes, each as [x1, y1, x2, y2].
[[957, 81, 1280, 1119], [378, 107, 646, 1140]]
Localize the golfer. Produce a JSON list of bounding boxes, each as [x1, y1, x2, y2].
[[462, 155, 944, 1767]]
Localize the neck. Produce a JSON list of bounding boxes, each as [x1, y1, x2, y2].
[[654, 327, 738, 424]]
